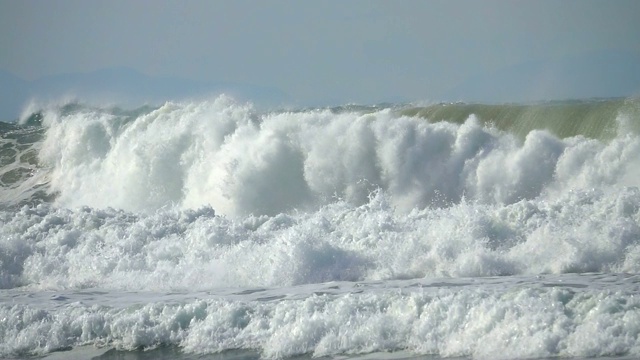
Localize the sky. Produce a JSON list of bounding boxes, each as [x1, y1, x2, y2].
[[1, 0, 640, 105]]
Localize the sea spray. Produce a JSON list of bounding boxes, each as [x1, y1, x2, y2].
[[2, 186, 640, 291], [2, 96, 640, 359], [23, 96, 640, 216]]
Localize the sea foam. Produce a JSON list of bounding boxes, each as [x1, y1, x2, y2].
[[35, 96, 640, 216], [1, 186, 640, 291], [2, 276, 640, 359], [2, 97, 640, 359]]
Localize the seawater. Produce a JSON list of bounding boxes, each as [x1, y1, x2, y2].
[[1, 96, 640, 359]]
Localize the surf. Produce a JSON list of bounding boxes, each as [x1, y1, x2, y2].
[[2, 96, 640, 359], [2, 96, 640, 216]]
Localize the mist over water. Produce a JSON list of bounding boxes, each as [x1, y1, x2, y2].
[[2, 96, 640, 359]]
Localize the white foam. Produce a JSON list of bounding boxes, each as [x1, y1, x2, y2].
[[2, 275, 640, 358], [1, 185, 640, 291], [35, 96, 640, 216], [3, 97, 640, 358]]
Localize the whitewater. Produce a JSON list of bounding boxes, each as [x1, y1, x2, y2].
[[2, 95, 640, 359]]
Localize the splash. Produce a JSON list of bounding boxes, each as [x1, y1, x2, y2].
[[24, 96, 640, 216]]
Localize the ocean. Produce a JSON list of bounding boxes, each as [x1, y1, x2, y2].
[[1, 96, 640, 359]]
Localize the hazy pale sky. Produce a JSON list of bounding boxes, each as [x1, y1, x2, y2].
[[1, 0, 639, 104]]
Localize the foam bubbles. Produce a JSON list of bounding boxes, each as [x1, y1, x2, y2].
[[2, 278, 640, 358], [1, 186, 640, 291], [3, 97, 640, 358], [32, 96, 640, 218]]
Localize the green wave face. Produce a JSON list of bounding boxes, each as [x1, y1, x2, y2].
[[0, 104, 158, 208], [0, 122, 48, 208], [401, 98, 640, 140]]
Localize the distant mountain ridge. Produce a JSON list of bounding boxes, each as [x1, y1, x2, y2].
[[3, 50, 640, 122], [0, 67, 290, 121], [445, 50, 640, 103]]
